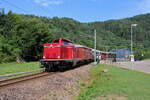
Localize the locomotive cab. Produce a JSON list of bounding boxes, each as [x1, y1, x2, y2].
[[60, 39, 74, 59]]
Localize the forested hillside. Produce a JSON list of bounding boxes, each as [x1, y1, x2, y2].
[[91, 14, 150, 59], [0, 10, 150, 63]]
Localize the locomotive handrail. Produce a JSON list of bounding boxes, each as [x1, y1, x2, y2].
[[0, 68, 45, 81]]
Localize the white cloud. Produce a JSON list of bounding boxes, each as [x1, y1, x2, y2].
[[33, 0, 63, 6]]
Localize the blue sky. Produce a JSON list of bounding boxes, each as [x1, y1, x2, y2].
[[0, 0, 150, 22]]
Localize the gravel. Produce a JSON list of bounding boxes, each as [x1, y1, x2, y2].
[[0, 64, 93, 100]]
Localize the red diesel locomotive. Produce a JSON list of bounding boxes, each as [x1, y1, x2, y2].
[[40, 38, 94, 71]]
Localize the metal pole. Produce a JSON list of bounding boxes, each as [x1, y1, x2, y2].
[[131, 25, 133, 55], [130, 24, 137, 69], [130, 25, 133, 69], [94, 29, 97, 63], [130, 24, 137, 56]]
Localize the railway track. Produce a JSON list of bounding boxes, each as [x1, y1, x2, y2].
[[0, 64, 91, 87], [0, 69, 54, 87]]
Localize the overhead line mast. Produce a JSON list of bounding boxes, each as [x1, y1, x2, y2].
[[94, 29, 97, 64]]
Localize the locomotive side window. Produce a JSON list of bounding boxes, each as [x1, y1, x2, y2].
[[62, 40, 72, 45]]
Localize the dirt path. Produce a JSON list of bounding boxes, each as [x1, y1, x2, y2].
[[0, 64, 93, 100], [115, 60, 150, 74]]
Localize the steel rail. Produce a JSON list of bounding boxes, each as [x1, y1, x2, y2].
[[0, 68, 45, 81], [0, 72, 54, 87]]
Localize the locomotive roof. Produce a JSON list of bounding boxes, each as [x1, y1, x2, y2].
[[52, 38, 73, 43]]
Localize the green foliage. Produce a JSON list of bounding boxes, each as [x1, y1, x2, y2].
[[75, 64, 150, 100], [0, 10, 53, 62], [0, 62, 40, 75]]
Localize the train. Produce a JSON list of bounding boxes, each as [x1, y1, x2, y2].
[[40, 38, 116, 71], [40, 38, 94, 71], [100, 51, 116, 62]]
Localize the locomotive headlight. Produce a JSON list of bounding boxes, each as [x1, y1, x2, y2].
[[57, 56, 60, 59], [43, 56, 46, 59]]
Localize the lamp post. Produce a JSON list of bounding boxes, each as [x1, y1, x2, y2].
[[130, 24, 137, 62]]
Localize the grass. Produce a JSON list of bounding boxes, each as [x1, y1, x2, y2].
[[0, 62, 41, 75], [75, 64, 150, 100]]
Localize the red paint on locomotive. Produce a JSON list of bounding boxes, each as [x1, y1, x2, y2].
[[40, 38, 93, 71], [43, 38, 74, 60]]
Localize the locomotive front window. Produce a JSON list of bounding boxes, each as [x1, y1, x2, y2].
[[53, 40, 59, 43]]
